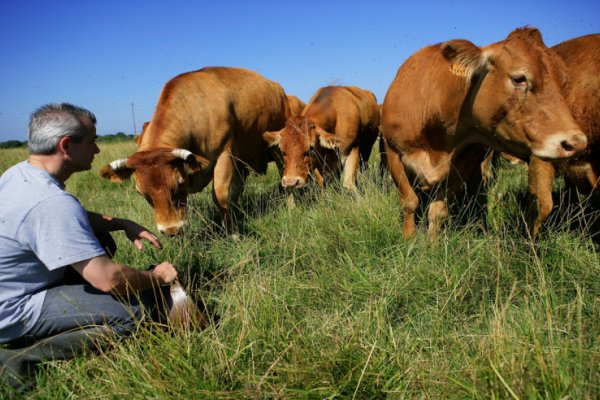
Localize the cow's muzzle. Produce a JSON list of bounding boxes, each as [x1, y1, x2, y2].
[[533, 130, 587, 160], [157, 220, 188, 236], [281, 176, 307, 189]]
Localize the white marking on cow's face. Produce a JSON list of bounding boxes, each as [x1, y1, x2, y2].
[[156, 219, 188, 236], [281, 175, 307, 188]]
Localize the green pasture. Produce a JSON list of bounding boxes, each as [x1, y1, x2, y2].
[[1, 141, 600, 399]]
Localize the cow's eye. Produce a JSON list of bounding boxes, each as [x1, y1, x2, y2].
[[303, 151, 310, 157], [510, 74, 528, 87]]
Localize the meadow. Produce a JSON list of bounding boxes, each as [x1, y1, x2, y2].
[[1, 141, 600, 399]]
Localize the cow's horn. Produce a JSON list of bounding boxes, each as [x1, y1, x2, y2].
[[172, 148, 194, 160], [109, 158, 128, 170]]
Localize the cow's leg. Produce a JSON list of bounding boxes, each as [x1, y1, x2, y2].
[[480, 149, 497, 188], [358, 127, 378, 170], [427, 194, 448, 239], [317, 150, 340, 188], [229, 161, 249, 206], [429, 146, 487, 237], [378, 136, 388, 179], [387, 147, 418, 237], [313, 167, 326, 188], [588, 162, 600, 192], [212, 151, 237, 234], [528, 156, 556, 237], [342, 146, 360, 190]]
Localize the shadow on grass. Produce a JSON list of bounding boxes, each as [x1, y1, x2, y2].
[[532, 188, 600, 245]]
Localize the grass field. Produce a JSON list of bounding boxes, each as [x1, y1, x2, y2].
[[2, 142, 600, 399]]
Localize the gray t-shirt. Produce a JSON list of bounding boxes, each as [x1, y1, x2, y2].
[[0, 161, 105, 343]]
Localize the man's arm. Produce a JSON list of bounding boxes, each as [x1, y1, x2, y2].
[[86, 211, 162, 250], [71, 255, 177, 295]]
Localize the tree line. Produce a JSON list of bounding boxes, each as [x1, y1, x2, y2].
[[0, 132, 135, 149]]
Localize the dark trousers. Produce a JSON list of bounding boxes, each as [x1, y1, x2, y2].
[[0, 233, 171, 393]]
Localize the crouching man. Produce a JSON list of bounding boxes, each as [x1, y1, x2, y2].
[[0, 103, 180, 391]]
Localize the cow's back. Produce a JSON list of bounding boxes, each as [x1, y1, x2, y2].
[[139, 67, 289, 162], [287, 95, 306, 117], [304, 86, 379, 133]]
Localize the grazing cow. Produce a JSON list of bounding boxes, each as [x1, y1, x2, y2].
[[100, 66, 290, 235], [527, 34, 600, 236], [381, 27, 587, 238], [287, 95, 306, 117], [263, 86, 380, 189]]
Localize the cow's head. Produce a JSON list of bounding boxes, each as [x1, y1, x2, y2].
[[442, 27, 586, 160], [263, 116, 340, 188], [100, 148, 210, 236]]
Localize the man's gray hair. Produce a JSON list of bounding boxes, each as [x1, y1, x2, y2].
[[28, 103, 97, 155]]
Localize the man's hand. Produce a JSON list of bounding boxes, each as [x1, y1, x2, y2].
[[87, 212, 162, 250], [121, 219, 162, 250], [73, 257, 178, 294], [150, 262, 178, 285]]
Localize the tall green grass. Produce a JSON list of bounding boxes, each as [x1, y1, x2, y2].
[[2, 142, 600, 399]]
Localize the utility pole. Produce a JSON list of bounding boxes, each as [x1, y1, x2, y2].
[[131, 102, 137, 135]]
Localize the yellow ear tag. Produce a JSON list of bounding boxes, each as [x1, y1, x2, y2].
[[450, 64, 468, 77]]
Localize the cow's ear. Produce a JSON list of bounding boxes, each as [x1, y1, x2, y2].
[[441, 39, 486, 79], [315, 127, 341, 149], [171, 148, 210, 173], [186, 155, 211, 173], [263, 130, 282, 147], [99, 161, 134, 183], [508, 27, 544, 45]]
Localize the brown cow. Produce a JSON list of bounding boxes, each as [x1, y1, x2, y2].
[[287, 95, 306, 117], [381, 27, 587, 238], [263, 86, 380, 190], [100, 66, 290, 235], [527, 34, 600, 236]]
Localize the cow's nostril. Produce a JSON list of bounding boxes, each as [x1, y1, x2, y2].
[[561, 140, 575, 152], [561, 132, 587, 154]]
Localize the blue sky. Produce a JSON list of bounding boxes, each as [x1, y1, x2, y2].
[[1, 0, 598, 142]]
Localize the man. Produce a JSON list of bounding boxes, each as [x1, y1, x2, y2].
[[0, 103, 179, 390]]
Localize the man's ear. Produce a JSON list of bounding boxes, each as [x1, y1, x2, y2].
[[57, 136, 71, 155]]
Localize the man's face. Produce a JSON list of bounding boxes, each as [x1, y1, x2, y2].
[[67, 117, 100, 171]]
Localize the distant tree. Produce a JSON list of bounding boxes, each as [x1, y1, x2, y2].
[[97, 132, 135, 143], [0, 140, 27, 149]]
